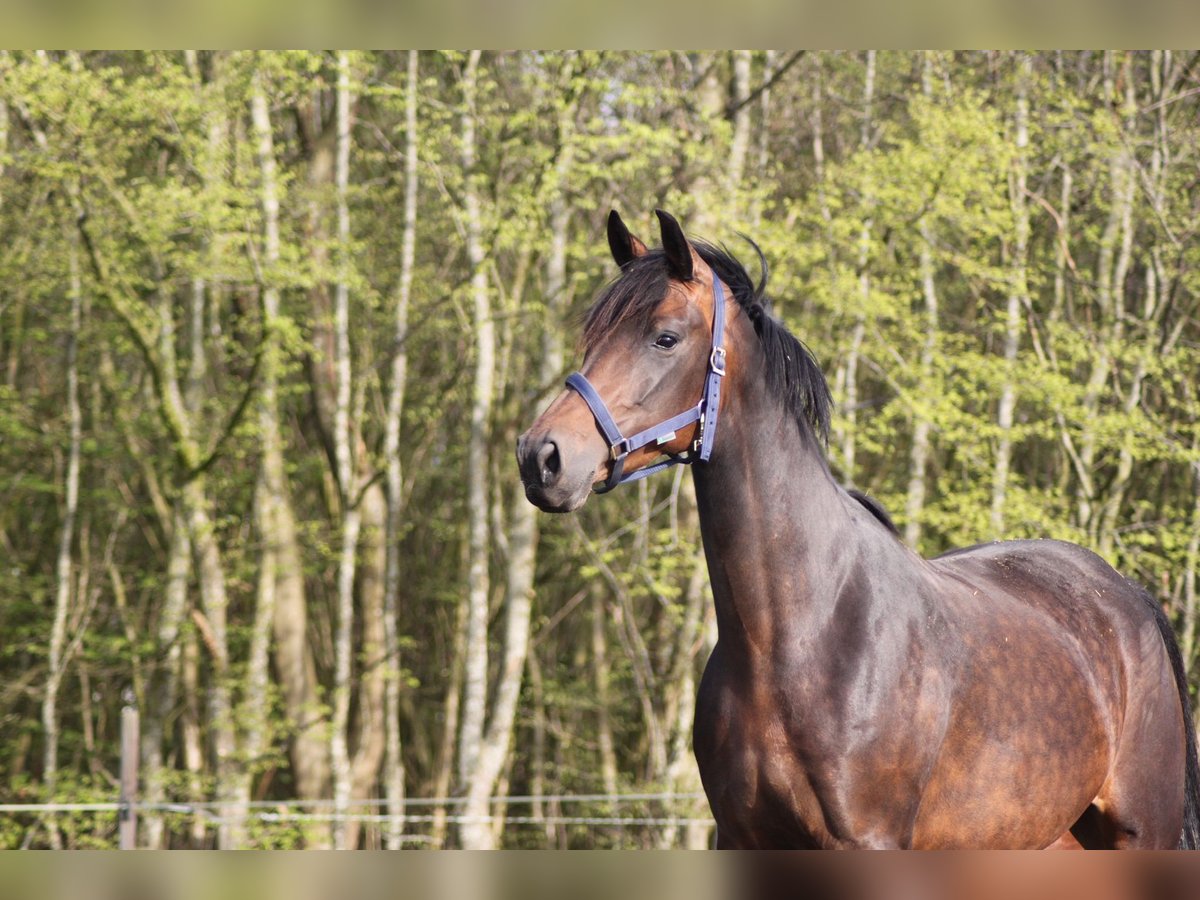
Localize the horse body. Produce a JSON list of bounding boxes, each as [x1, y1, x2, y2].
[[687, 348, 1183, 848], [517, 209, 1198, 848]]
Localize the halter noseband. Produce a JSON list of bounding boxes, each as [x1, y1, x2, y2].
[[565, 266, 727, 494]]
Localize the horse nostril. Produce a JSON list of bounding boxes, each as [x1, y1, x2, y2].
[[536, 440, 561, 485]]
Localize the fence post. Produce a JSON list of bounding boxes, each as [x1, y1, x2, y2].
[[119, 703, 139, 849]]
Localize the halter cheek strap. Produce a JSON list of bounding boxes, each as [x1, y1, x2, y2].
[[565, 267, 728, 494]]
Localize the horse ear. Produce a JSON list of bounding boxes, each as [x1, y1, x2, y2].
[[607, 210, 647, 269], [655, 209, 695, 281]]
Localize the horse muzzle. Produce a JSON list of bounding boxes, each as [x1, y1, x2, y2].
[[516, 428, 595, 513]]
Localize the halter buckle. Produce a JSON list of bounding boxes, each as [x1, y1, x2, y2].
[[709, 347, 727, 377]]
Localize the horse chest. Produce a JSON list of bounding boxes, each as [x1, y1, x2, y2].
[[694, 699, 825, 847], [694, 653, 882, 848]]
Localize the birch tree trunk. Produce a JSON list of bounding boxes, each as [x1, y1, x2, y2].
[[458, 54, 580, 847], [233, 474, 278, 840], [352, 486, 390, 836], [990, 52, 1032, 538], [1052, 162, 1071, 324], [184, 51, 213, 417], [523, 68, 583, 830], [185, 478, 237, 848], [458, 49, 492, 795], [1096, 54, 1176, 556], [240, 62, 283, 846], [839, 50, 875, 485], [904, 52, 941, 549], [1046, 57, 1078, 497], [249, 61, 331, 824], [41, 216, 83, 849], [457, 48, 555, 849], [459, 481, 535, 848], [380, 46, 419, 850], [657, 547, 710, 849], [1077, 52, 1135, 538], [749, 50, 775, 225], [810, 58, 835, 276], [329, 50, 359, 849], [727, 51, 753, 195]]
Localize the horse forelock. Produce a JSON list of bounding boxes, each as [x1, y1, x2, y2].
[[580, 252, 671, 353]]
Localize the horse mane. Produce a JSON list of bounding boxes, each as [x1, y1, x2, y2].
[[847, 489, 900, 535], [582, 238, 832, 445]]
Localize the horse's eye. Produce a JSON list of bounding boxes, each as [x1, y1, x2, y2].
[[654, 333, 679, 350]]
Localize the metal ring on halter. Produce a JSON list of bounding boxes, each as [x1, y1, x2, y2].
[[709, 347, 727, 377]]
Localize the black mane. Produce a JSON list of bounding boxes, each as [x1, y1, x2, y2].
[[583, 238, 832, 445], [848, 489, 901, 535]]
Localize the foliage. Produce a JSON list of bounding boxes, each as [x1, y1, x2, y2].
[[1, 50, 1199, 848]]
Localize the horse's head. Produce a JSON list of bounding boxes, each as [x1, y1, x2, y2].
[[517, 209, 733, 513]]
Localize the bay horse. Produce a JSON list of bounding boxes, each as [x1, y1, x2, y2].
[[516, 209, 1200, 849]]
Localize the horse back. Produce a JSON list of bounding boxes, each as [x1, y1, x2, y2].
[[931, 538, 1154, 638], [905, 538, 1169, 846], [927, 538, 1157, 710]]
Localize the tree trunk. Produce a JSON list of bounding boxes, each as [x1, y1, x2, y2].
[[458, 55, 581, 848], [840, 50, 875, 485], [657, 548, 710, 849], [432, 604, 467, 848], [42, 214, 83, 849], [249, 62, 331, 822], [809, 58, 836, 276], [232, 474, 279, 844], [1097, 54, 1174, 557], [459, 481, 536, 849], [347, 481, 388, 850], [591, 590, 619, 799], [749, 50, 776, 225], [458, 49, 493, 793], [905, 52, 941, 550], [727, 51, 753, 194], [329, 50, 358, 849], [185, 478, 237, 847], [457, 48, 551, 849], [990, 52, 1031, 538], [141, 508, 191, 848], [181, 627, 207, 847], [1077, 52, 1135, 538], [380, 46, 419, 851]]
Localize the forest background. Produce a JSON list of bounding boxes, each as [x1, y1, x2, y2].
[[2, 50, 1199, 848]]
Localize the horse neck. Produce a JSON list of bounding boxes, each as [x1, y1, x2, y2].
[[691, 365, 864, 659]]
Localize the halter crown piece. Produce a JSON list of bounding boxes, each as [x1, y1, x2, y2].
[[565, 265, 728, 494]]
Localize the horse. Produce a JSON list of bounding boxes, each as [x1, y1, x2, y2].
[[517, 209, 1200, 849]]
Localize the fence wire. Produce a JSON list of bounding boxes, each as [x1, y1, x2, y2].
[[1, 792, 716, 848]]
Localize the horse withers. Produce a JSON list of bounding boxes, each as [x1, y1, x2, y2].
[[516, 209, 1200, 849]]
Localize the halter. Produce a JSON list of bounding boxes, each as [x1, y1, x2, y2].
[[566, 266, 727, 493]]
